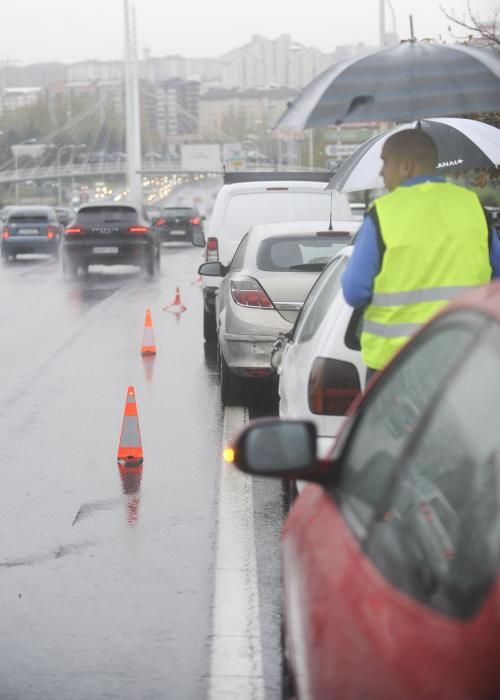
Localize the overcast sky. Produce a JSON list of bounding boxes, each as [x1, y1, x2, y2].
[[2, 0, 495, 65]]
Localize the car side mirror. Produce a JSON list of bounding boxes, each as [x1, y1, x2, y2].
[[227, 418, 330, 481], [270, 333, 291, 371], [199, 261, 227, 276], [192, 230, 206, 247]]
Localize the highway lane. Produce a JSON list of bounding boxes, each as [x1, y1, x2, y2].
[[0, 246, 284, 699]]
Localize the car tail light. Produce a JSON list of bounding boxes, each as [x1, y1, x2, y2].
[[206, 236, 219, 262], [47, 226, 57, 239], [65, 226, 84, 236], [308, 358, 361, 416], [2, 228, 9, 239], [190, 216, 201, 225], [156, 218, 166, 225], [230, 277, 273, 309], [128, 226, 150, 234]]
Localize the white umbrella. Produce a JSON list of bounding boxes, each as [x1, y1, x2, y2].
[[328, 118, 500, 193]]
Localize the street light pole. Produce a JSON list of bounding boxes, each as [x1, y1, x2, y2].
[[57, 144, 74, 206]]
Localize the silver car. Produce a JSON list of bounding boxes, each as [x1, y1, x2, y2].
[[199, 220, 358, 405]]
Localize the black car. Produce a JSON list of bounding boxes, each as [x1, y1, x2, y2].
[[61, 201, 160, 277], [1, 205, 63, 261], [154, 206, 204, 244]]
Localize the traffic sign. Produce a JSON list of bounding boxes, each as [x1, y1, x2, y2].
[[324, 144, 359, 157]]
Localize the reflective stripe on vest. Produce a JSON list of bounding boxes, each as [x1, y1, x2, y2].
[[361, 181, 491, 370]]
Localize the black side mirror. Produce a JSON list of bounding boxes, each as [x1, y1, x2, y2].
[[192, 230, 206, 247], [199, 261, 227, 276], [227, 418, 329, 482]]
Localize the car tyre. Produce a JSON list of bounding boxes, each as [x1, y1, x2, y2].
[[203, 308, 217, 343], [220, 350, 242, 406], [144, 246, 159, 277], [62, 252, 79, 278]]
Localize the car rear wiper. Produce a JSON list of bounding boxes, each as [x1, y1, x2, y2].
[[288, 262, 327, 271]]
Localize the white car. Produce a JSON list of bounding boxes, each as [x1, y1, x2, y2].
[[201, 172, 353, 341], [276, 246, 366, 458]]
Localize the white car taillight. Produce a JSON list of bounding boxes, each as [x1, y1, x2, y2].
[[308, 357, 361, 416], [230, 277, 273, 309], [206, 237, 219, 262]]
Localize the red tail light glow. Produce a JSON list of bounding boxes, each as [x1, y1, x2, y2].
[[47, 226, 57, 239], [206, 236, 219, 262], [2, 228, 9, 239], [308, 358, 361, 416], [65, 226, 84, 235], [155, 218, 166, 226], [190, 216, 201, 225], [230, 277, 273, 309], [128, 226, 150, 234]]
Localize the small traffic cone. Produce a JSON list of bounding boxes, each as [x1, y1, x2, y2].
[[117, 386, 143, 467], [163, 286, 187, 313], [141, 308, 157, 356]]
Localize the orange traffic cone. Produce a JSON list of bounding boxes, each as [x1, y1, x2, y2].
[[117, 386, 144, 467], [141, 308, 157, 356], [163, 286, 187, 313]]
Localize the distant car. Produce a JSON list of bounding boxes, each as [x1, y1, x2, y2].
[[61, 201, 160, 277], [199, 220, 357, 405], [200, 171, 354, 342], [153, 206, 204, 244], [275, 246, 365, 457], [1, 205, 63, 261], [230, 280, 500, 700]]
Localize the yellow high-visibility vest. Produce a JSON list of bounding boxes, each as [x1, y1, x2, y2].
[[362, 181, 491, 370]]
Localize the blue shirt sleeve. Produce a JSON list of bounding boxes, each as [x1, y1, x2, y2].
[[341, 215, 381, 307], [490, 226, 500, 279]]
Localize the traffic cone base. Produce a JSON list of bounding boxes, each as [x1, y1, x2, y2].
[[117, 387, 144, 467], [163, 286, 187, 313], [141, 309, 157, 356]]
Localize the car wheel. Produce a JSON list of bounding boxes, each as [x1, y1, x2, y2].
[[203, 307, 217, 343], [1, 249, 11, 263], [62, 252, 79, 278], [144, 249, 157, 277], [219, 350, 242, 406]]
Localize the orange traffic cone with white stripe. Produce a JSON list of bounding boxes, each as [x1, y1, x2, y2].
[[141, 308, 156, 356], [163, 286, 187, 313], [117, 386, 143, 467]]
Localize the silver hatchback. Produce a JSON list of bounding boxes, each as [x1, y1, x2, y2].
[[199, 220, 358, 404]]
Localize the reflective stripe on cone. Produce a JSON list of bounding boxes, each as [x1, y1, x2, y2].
[[141, 308, 157, 356], [117, 386, 144, 467]]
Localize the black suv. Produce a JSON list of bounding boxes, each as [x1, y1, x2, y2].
[[153, 206, 204, 244], [62, 201, 160, 277]]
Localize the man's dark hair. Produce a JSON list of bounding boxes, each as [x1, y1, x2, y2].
[[384, 129, 438, 169]]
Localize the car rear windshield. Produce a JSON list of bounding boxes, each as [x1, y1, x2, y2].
[[257, 235, 352, 272], [77, 206, 138, 224], [8, 213, 49, 223], [161, 208, 192, 217]]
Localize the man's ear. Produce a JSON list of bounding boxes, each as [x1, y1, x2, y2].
[[400, 158, 415, 178]]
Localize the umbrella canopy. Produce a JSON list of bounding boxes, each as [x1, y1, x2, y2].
[[276, 42, 500, 129], [327, 118, 500, 192]]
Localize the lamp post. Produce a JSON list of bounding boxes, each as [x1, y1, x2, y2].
[[56, 144, 75, 206], [69, 144, 87, 198], [13, 138, 37, 205]]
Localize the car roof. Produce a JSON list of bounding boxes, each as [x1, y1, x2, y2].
[[248, 220, 359, 242], [8, 205, 55, 213], [218, 180, 336, 195], [77, 200, 140, 210]]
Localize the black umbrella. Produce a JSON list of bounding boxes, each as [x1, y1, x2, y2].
[[328, 118, 500, 192], [276, 42, 500, 129]]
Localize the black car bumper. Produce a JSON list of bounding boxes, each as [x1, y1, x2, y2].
[[63, 238, 154, 265]]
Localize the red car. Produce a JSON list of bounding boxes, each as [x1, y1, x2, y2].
[[229, 282, 500, 700]]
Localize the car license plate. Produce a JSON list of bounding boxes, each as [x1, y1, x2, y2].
[[18, 228, 39, 235], [92, 246, 119, 254], [170, 230, 186, 235]]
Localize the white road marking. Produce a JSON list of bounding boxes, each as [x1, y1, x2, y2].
[[208, 405, 265, 699]]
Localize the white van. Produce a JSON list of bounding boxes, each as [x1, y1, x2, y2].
[[201, 173, 353, 341]]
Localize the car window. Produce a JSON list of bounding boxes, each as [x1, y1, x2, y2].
[[162, 208, 192, 217], [8, 213, 49, 223], [230, 234, 249, 271], [366, 318, 500, 618], [77, 206, 138, 224], [294, 256, 348, 345], [257, 235, 352, 272], [332, 311, 487, 542]]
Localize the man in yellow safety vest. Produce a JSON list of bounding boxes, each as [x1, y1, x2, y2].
[[341, 129, 500, 381]]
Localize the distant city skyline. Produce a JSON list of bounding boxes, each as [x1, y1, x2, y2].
[[1, 0, 493, 66]]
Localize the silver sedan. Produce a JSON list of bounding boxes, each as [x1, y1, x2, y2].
[[199, 219, 358, 405]]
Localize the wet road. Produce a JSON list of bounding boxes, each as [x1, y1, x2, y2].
[[0, 239, 284, 697]]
